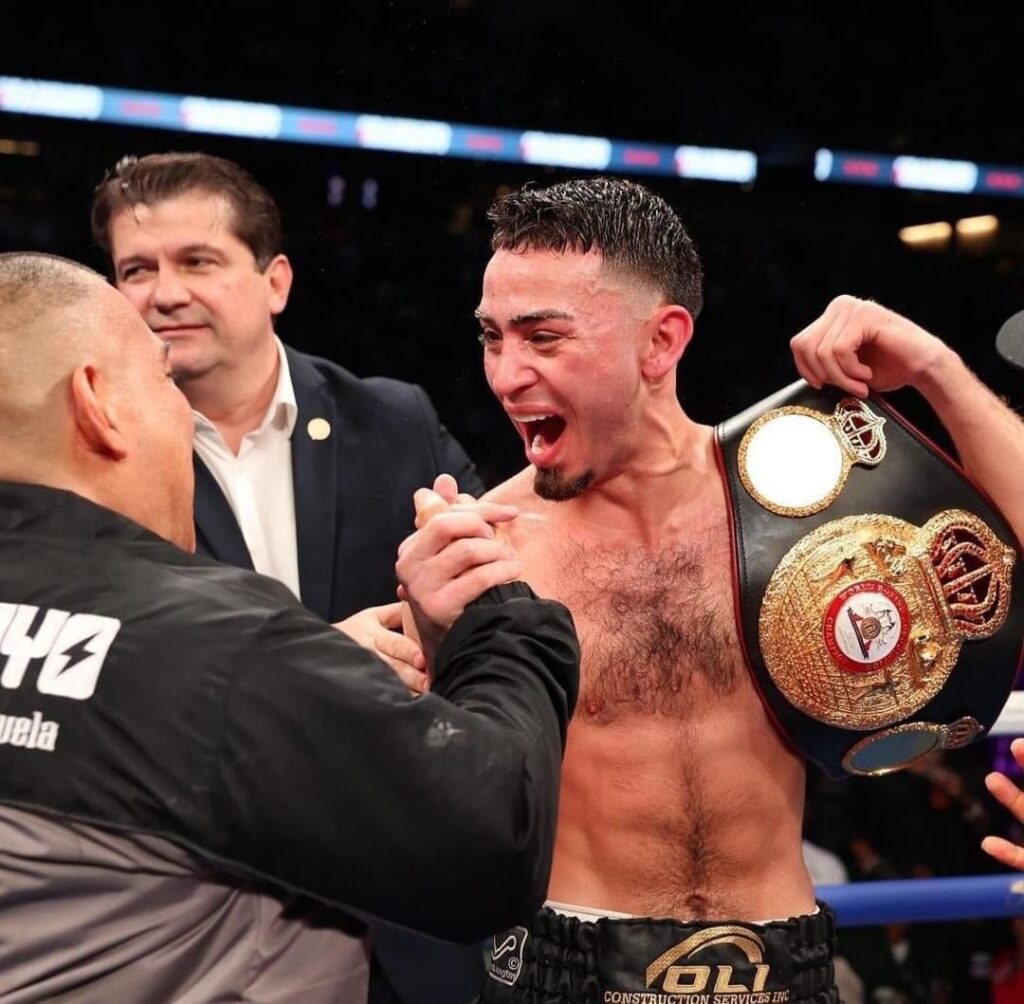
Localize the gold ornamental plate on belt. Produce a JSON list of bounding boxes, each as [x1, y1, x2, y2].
[[738, 398, 887, 516], [759, 509, 1015, 730]]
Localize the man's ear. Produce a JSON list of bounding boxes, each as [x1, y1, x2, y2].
[[70, 364, 128, 460], [641, 306, 694, 382], [265, 254, 294, 317]]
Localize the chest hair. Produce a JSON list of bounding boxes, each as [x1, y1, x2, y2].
[[552, 531, 743, 718]]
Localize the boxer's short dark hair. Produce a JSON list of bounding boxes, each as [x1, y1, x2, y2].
[[487, 177, 704, 318]]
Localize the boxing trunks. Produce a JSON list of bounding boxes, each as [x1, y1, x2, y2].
[[479, 904, 838, 1003], [716, 381, 1024, 778]]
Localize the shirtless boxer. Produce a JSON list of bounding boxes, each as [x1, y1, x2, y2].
[[468, 177, 1024, 1004]]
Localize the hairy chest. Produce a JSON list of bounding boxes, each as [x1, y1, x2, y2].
[[528, 529, 746, 719]]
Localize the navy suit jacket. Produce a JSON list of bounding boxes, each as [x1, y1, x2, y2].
[[192, 346, 487, 1004], [193, 345, 484, 622]]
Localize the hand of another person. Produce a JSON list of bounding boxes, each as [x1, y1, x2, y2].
[[982, 737, 1024, 869], [790, 295, 954, 398], [334, 601, 428, 694]]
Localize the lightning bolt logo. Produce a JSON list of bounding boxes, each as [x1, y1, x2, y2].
[[36, 613, 122, 700], [52, 632, 100, 678]]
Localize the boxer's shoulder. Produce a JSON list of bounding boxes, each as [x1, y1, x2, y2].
[[481, 467, 536, 507]]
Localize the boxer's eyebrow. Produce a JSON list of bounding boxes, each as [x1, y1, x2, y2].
[[474, 308, 573, 326]]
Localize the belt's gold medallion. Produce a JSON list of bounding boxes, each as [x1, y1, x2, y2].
[[738, 398, 887, 516], [759, 509, 1015, 730]]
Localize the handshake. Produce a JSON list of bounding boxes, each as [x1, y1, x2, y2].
[[335, 475, 524, 692]]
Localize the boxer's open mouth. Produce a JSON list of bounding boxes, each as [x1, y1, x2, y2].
[[519, 415, 566, 458]]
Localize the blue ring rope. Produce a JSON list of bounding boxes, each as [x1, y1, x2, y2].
[[818, 874, 1024, 926]]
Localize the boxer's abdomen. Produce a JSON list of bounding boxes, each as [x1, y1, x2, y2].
[[549, 672, 815, 921]]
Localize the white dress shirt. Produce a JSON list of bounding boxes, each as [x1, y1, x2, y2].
[[192, 338, 301, 600]]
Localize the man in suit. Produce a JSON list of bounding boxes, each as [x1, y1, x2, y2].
[[90, 152, 487, 1002]]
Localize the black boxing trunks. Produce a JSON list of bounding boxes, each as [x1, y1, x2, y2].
[[479, 903, 838, 1004], [716, 380, 1024, 778]]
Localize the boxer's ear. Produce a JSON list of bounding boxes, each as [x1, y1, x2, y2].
[[641, 306, 693, 382]]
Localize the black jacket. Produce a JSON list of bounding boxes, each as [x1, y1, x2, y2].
[[0, 482, 579, 942]]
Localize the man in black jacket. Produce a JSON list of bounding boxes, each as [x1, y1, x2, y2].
[[0, 252, 579, 1003]]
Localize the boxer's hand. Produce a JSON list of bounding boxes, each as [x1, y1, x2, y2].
[[982, 738, 1024, 869], [396, 497, 521, 670], [413, 473, 478, 528], [334, 602, 428, 694], [404, 478, 460, 644], [790, 295, 954, 398], [402, 474, 501, 648]]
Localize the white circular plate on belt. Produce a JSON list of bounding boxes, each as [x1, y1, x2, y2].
[[741, 411, 845, 515]]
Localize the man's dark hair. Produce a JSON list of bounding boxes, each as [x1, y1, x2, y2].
[[91, 152, 283, 270], [487, 177, 703, 318]]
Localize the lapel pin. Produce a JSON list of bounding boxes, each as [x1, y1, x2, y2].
[[307, 418, 331, 441]]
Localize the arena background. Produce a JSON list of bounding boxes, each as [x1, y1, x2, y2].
[[3, 10, 1024, 999]]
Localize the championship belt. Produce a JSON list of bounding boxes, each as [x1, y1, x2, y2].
[[716, 380, 1024, 778]]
